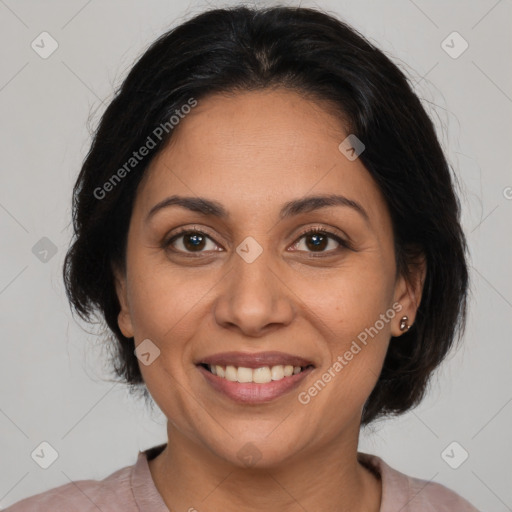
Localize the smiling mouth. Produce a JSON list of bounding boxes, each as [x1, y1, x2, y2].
[[198, 363, 314, 384]]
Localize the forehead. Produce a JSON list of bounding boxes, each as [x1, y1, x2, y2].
[[136, 89, 389, 229]]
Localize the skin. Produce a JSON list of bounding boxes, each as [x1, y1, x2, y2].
[[114, 88, 426, 512]]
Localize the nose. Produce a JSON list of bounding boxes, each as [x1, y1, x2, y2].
[[212, 246, 295, 337]]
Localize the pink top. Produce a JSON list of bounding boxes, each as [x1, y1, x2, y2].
[[4, 444, 480, 511]]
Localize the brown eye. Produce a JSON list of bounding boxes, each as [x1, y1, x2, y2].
[[291, 228, 349, 254], [164, 229, 219, 253], [182, 232, 207, 251], [304, 232, 329, 251]]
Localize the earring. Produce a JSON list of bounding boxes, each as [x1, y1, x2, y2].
[[399, 316, 411, 332]]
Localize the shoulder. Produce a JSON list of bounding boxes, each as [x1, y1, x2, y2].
[[404, 474, 481, 512], [3, 463, 135, 512], [358, 452, 480, 512]]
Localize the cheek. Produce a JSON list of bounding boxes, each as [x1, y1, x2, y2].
[[299, 265, 394, 399], [298, 301, 391, 434], [309, 263, 395, 338], [126, 259, 209, 342], [125, 265, 207, 417]]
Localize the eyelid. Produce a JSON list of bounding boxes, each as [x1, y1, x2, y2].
[[293, 224, 350, 243], [289, 224, 353, 253], [162, 225, 219, 249]]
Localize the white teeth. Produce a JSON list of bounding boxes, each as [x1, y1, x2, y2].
[[253, 367, 272, 383], [237, 366, 253, 383], [225, 365, 238, 382], [270, 365, 284, 380], [206, 364, 307, 383]]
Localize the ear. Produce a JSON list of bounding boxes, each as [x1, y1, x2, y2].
[[112, 264, 134, 338], [391, 252, 427, 337]]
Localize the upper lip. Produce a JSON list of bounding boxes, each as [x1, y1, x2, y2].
[[197, 351, 315, 369]]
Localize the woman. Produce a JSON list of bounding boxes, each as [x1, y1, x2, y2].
[[6, 5, 479, 511]]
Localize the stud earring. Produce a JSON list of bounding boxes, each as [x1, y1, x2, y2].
[[399, 316, 411, 332]]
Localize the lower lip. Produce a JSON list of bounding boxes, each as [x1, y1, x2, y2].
[[197, 365, 314, 404]]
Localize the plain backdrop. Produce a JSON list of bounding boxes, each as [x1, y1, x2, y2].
[[0, 0, 511, 510]]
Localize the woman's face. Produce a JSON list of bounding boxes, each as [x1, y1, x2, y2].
[[115, 88, 420, 467]]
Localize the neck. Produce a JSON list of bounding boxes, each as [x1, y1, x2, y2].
[[148, 423, 381, 512]]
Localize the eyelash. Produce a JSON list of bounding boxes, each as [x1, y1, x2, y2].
[[162, 225, 352, 257]]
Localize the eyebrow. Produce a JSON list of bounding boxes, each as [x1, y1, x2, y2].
[[145, 194, 370, 224]]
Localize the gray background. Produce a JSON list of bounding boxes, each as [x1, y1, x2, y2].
[[1, 0, 511, 510]]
